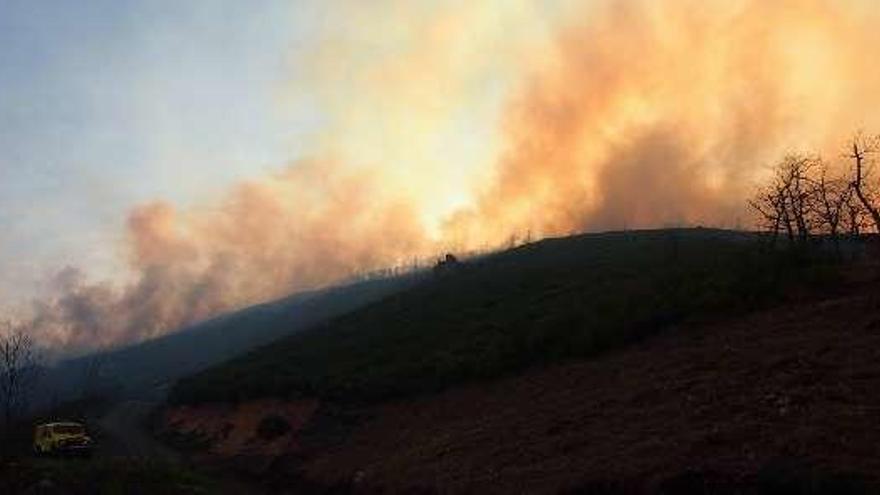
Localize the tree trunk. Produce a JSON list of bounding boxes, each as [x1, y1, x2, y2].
[[853, 142, 880, 233]]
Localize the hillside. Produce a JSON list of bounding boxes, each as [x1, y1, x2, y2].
[[169, 228, 842, 405], [268, 273, 880, 493], [153, 229, 880, 492], [40, 272, 423, 404]]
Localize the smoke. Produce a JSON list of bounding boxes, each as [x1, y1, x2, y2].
[[13, 0, 880, 355], [22, 161, 430, 355], [446, 0, 880, 244]]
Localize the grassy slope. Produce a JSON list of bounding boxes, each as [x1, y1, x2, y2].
[[170, 228, 838, 405]]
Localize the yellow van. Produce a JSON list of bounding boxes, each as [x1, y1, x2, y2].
[[33, 422, 94, 457]]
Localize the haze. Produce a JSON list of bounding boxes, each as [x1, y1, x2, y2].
[[3, 0, 880, 355]]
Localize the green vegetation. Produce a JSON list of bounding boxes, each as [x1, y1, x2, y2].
[[170, 229, 842, 405]]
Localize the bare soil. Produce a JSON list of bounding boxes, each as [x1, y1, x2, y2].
[[159, 400, 317, 464], [163, 268, 880, 493]]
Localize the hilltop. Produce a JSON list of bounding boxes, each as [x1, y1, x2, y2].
[[169, 228, 842, 405]]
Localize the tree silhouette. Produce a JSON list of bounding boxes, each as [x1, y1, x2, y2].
[[849, 133, 880, 233], [750, 154, 818, 244], [0, 323, 41, 429]]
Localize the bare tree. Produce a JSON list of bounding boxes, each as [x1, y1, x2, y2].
[[750, 154, 818, 245], [809, 159, 853, 246], [0, 323, 42, 429], [849, 133, 880, 233], [784, 155, 819, 242], [843, 194, 867, 236], [752, 135, 880, 250], [749, 180, 786, 243]]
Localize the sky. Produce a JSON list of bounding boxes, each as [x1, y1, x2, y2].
[[0, 0, 570, 313], [0, 0, 570, 353], [4, 0, 880, 354], [0, 1, 325, 306]]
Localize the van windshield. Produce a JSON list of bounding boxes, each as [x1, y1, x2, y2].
[[53, 424, 84, 435]]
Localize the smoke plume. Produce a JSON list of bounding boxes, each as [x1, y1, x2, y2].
[[13, 0, 880, 355], [446, 0, 880, 244], [22, 162, 430, 354]]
